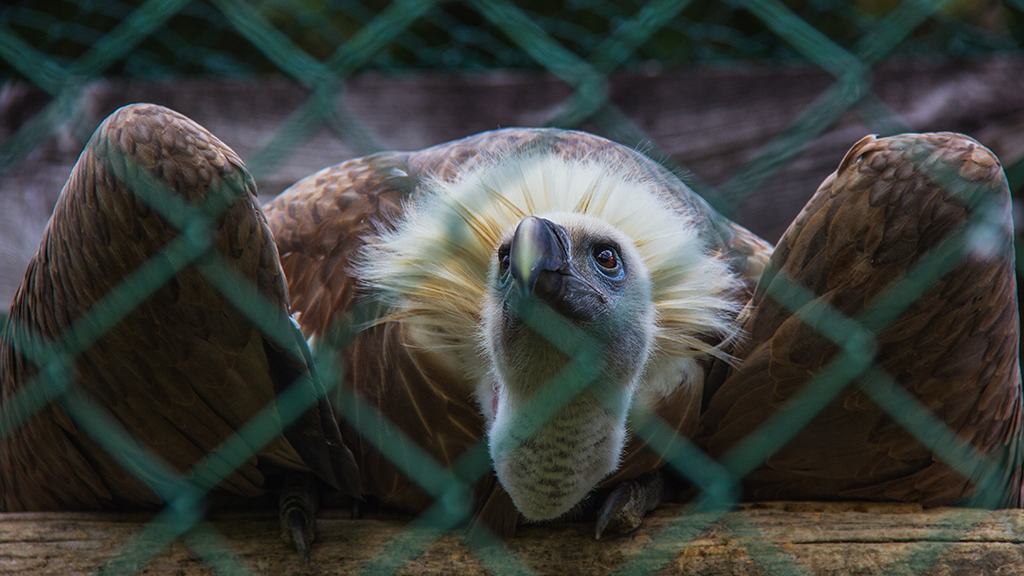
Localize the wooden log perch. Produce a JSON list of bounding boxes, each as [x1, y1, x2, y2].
[[1, 502, 1022, 575]]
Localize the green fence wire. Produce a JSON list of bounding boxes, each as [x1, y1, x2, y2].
[[1, 1, 1023, 575]]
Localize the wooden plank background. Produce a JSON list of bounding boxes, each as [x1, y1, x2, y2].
[[3, 57, 1024, 305]]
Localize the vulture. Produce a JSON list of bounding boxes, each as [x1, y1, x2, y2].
[[264, 124, 1021, 533], [1, 103, 1020, 549], [0, 104, 359, 557], [264, 127, 772, 536]]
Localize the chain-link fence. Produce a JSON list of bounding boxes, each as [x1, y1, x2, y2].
[[1, 1, 1023, 575]]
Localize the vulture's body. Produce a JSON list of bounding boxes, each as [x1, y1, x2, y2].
[[700, 133, 1023, 508], [265, 131, 770, 531], [264, 126, 1022, 530], [1, 104, 1020, 541]]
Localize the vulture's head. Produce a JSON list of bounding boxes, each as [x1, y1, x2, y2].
[[358, 150, 740, 521], [480, 212, 655, 519]]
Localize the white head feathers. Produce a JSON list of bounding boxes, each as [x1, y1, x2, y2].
[[356, 149, 741, 399]]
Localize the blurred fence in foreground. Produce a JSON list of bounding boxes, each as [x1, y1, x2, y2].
[[1, 1, 1024, 575]]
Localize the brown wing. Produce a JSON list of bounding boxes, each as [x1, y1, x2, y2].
[[263, 128, 772, 532], [265, 146, 477, 516], [700, 132, 1022, 507], [0, 104, 354, 511]]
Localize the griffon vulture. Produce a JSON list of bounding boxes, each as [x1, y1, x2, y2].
[[1, 104, 1019, 548], [264, 127, 772, 536], [264, 125, 1021, 534]]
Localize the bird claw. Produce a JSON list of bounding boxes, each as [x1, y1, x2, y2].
[[594, 470, 664, 540], [279, 471, 320, 565]]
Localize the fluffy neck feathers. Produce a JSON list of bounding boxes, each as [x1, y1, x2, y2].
[[356, 151, 740, 403]]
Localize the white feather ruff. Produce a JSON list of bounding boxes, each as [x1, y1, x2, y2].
[[356, 151, 741, 397]]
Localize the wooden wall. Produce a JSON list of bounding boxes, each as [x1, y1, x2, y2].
[[3, 57, 1024, 305]]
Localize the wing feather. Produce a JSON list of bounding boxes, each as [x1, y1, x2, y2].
[[1, 104, 353, 511], [700, 133, 1022, 507]]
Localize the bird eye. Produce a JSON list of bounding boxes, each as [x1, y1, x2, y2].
[[592, 244, 622, 277]]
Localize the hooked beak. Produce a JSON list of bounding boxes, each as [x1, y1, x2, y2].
[[508, 216, 605, 322], [509, 216, 570, 297]]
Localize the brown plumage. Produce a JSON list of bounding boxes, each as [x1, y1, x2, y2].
[[264, 128, 771, 534], [4, 103, 1017, 543], [266, 127, 1021, 534], [700, 132, 1022, 507], [0, 104, 358, 513]]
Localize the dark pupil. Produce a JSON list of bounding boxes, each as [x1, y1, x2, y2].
[[595, 248, 616, 268], [499, 252, 510, 272]]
